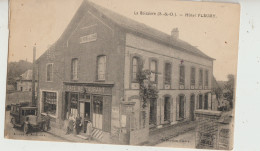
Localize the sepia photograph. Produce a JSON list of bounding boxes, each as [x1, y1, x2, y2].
[[4, 0, 240, 150]]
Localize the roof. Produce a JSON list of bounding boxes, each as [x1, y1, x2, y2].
[[16, 70, 38, 81], [87, 1, 214, 60], [37, 0, 214, 63]]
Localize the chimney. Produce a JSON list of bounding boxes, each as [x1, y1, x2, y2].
[[32, 46, 36, 106], [171, 28, 179, 39]]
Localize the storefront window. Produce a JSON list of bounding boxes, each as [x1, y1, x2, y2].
[[93, 96, 103, 129], [43, 91, 57, 116], [70, 93, 78, 118]]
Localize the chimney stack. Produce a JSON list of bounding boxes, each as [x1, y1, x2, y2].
[[32, 46, 36, 106], [171, 28, 179, 39]]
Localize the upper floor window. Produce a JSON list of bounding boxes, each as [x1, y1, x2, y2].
[[97, 55, 106, 81], [164, 63, 171, 84], [150, 60, 158, 83], [71, 58, 78, 80], [132, 57, 140, 82], [190, 67, 196, 86], [46, 63, 53, 82], [179, 65, 185, 85], [199, 69, 203, 87], [205, 70, 209, 87]]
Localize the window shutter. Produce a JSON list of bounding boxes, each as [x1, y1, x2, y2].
[[176, 96, 179, 120], [102, 96, 111, 132]]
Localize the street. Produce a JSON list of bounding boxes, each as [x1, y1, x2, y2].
[[155, 130, 195, 148], [4, 111, 68, 142]]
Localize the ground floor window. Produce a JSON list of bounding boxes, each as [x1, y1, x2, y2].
[[93, 95, 103, 130], [43, 91, 57, 116], [70, 93, 78, 118]]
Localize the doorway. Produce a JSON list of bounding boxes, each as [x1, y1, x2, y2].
[[199, 94, 203, 109], [149, 99, 157, 126], [164, 96, 171, 122], [190, 95, 195, 121]]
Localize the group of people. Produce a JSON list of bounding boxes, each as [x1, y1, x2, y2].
[[65, 113, 92, 140]]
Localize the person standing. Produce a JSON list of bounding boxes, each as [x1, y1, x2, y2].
[[86, 120, 92, 140]]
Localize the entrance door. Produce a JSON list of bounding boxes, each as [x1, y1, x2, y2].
[[85, 102, 90, 119], [190, 95, 195, 121], [149, 99, 157, 126], [199, 95, 203, 109], [164, 97, 171, 122]]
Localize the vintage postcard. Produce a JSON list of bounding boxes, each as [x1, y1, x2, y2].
[[5, 0, 240, 150]]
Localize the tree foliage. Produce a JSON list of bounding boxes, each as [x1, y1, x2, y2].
[[223, 74, 235, 108], [137, 65, 159, 108], [7, 60, 32, 86]]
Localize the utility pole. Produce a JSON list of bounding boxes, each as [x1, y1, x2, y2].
[[32, 46, 36, 106]]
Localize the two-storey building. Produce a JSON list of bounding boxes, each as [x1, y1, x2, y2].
[[36, 0, 214, 144]]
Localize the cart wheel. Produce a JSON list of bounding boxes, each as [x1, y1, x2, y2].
[[23, 124, 29, 134], [11, 118, 16, 128]]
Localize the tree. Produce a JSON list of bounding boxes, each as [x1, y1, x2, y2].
[[136, 64, 159, 108], [223, 74, 235, 109]]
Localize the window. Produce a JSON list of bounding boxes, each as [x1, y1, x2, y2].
[[205, 70, 209, 87], [179, 65, 185, 84], [191, 67, 196, 86], [93, 96, 103, 129], [164, 63, 171, 85], [150, 60, 157, 82], [43, 91, 57, 116], [46, 63, 53, 82], [132, 57, 140, 82], [71, 58, 78, 80], [199, 69, 203, 87], [97, 56, 106, 81]]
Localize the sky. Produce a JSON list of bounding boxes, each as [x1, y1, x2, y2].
[[8, 0, 240, 81]]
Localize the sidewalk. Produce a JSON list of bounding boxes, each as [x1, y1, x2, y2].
[[142, 121, 198, 146], [45, 126, 98, 144]]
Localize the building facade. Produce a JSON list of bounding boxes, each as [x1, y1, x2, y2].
[[36, 1, 214, 144], [16, 70, 38, 92]]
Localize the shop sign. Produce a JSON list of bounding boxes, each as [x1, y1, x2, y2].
[[64, 85, 112, 94]]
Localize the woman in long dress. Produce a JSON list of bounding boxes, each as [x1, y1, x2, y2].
[[86, 120, 92, 140]]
